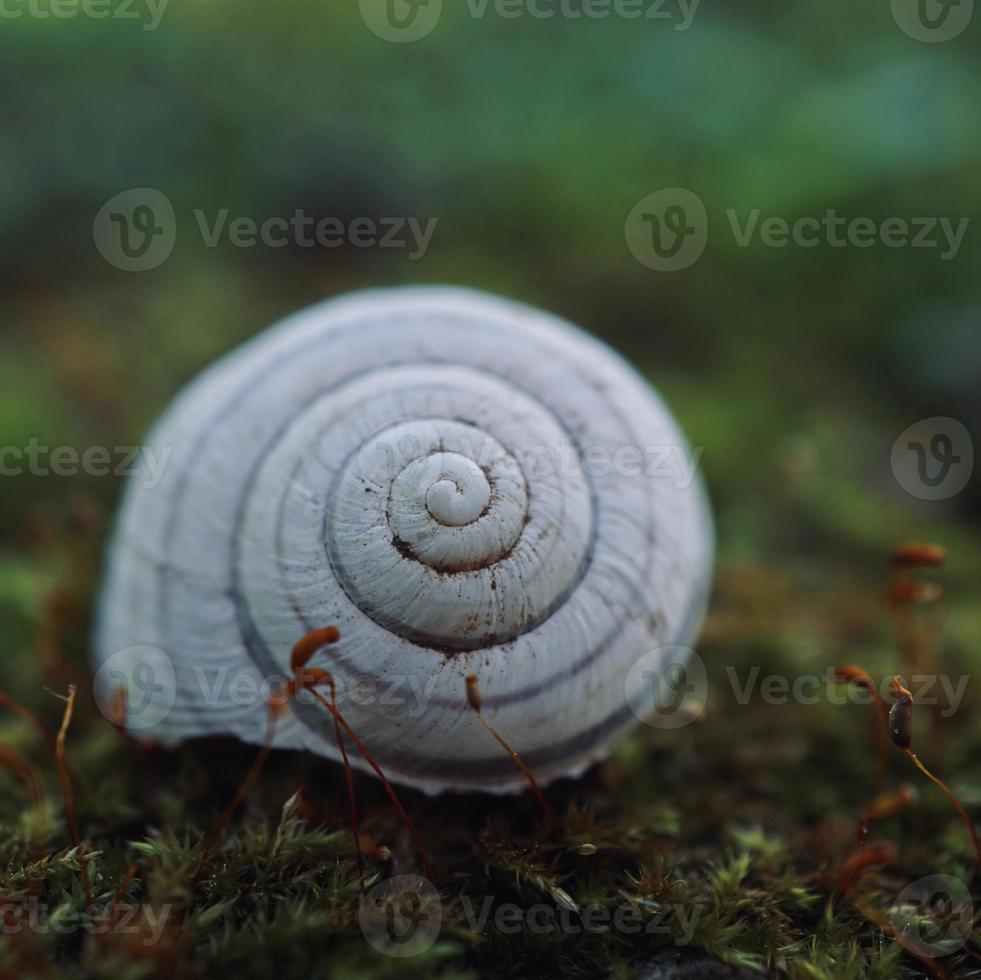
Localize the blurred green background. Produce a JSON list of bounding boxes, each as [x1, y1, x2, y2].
[[2, 0, 980, 563]]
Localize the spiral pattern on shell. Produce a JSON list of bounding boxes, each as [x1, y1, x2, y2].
[[94, 287, 713, 794]]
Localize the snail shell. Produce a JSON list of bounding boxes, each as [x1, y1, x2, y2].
[[94, 287, 713, 795]]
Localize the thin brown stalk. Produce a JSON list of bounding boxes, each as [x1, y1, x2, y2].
[[838, 842, 946, 978], [466, 675, 556, 829], [903, 749, 981, 877], [309, 686, 432, 882], [890, 676, 981, 877], [53, 685, 90, 908], [288, 628, 430, 883], [847, 887, 946, 979], [324, 676, 365, 895], [833, 666, 889, 844]]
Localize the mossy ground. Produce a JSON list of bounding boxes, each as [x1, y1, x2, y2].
[[1, 492, 979, 980]]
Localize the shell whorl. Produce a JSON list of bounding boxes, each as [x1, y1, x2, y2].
[[315, 387, 592, 651], [94, 287, 713, 795]]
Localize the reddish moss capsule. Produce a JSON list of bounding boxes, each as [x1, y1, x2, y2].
[[465, 674, 483, 714], [290, 625, 341, 673], [890, 543, 947, 569]]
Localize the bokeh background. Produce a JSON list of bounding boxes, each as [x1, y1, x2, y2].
[[2, 1, 980, 553], [1, 3, 980, 977]]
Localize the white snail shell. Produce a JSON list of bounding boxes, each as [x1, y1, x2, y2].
[[94, 287, 713, 795]]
